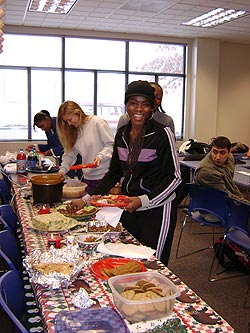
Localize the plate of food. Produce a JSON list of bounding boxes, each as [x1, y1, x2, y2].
[[89, 194, 129, 207], [90, 257, 146, 280], [55, 204, 99, 219], [29, 212, 78, 232], [70, 163, 98, 170]]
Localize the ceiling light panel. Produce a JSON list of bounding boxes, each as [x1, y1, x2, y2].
[[28, 0, 78, 14], [182, 8, 249, 28]]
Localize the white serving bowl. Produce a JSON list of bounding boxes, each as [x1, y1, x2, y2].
[[75, 233, 104, 252]]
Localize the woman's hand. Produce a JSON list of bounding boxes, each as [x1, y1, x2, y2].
[[58, 170, 65, 177], [70, 199, 86, 210], [93, 156, 101, 167], [44, 149, 53, 156], [124, 196, 142, 213], [26, 145, 35, 152]]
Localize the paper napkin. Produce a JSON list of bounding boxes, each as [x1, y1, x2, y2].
[[95, 207, 123, 228], [96, 242, 155, 259]]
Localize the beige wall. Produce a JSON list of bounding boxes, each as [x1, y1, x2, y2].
[[217, 42, 250, 145], [0, 141, 44, 157], [186, 38, 250, 146]]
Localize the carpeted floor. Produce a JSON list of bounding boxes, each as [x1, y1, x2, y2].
[[168, 207, 250, 333]]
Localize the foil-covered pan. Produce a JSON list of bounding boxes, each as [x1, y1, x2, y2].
[[23, 245, 85, 289]]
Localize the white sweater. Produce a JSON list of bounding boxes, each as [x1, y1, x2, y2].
[[60, 115, 114, 180]]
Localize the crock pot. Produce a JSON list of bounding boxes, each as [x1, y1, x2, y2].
[[30, 174, 65, 205]]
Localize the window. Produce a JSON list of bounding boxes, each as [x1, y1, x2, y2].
[[0, 68, 28, 140], [0, 34, 186, 140], [65, 38, 125, 70], [31, 69, 62, 140]]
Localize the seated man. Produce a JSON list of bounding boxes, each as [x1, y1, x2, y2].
[[194, 136, 243, 197], [194, 136, 243, 222]]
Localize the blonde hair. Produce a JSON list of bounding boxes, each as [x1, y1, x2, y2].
[[57, 100, 90, 152]]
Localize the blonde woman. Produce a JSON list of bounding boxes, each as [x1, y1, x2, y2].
[[57, 100, 114, 193]]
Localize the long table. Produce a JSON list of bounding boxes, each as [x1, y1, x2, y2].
[[12, 179, 236, 333]]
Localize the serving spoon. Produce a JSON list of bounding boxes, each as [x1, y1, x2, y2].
[[95, 230, 111, 242]]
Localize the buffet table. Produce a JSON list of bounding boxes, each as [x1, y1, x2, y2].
[[12, 179, 236, 333]]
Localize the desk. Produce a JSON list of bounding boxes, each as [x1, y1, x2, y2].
[[180, 160, 250, 189], [12, 181, 236, 333]]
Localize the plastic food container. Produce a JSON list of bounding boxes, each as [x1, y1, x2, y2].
[[87, 220, 122, 241], [87, 220, 122, 236], [109, 271, 180, 322], [55, 308, 130, 333]]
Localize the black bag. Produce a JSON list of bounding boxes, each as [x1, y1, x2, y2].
[[213, 237, 250, 273], [185, 139, 211, 155], [231, 142, 249, 153]]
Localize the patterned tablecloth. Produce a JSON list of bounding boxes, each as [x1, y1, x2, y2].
[[12, 181, 235, 333]]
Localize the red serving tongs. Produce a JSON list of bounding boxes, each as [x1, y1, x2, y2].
[[69, 162, 98, 170]]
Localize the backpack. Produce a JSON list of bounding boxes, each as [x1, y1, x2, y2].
[[213, 237, 250, 273], [179, 139, 211, 155], [231, 142, 249, 153], [186, 141, 211, 155]]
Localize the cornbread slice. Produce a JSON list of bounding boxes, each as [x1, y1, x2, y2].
[[33, 262, 74, 275]]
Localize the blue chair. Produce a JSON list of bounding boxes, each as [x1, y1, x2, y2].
[[0, 204, 18, 235], [0, 229, 22, 271], [226, 195, 250, 230], [0, 248, 19, 276], [0, 179, 11, 204], [209, 196, 250, 307], [0, 270, 28, 333], [176, 183, 229, 258], [0, 168, 12, 191], [210, 225, 250, 308], [0, 215, 16, 237], [0, 235, 43, 331]]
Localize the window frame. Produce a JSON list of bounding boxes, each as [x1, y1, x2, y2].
[[0, 34, 187, 141]]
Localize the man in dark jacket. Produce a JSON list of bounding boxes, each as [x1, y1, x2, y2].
[[194, 136, 242, 197]]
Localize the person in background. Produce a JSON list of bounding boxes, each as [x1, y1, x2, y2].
[[70, 81, 181, 266], [117, 81, 175, 136], [194, 136, 243, 198], [26, 110, 82, 179], [57, 100, 114, 193], [26, 110, 64, 158]]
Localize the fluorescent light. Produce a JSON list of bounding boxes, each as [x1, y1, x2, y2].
[[182, 8, 249, 28], [28, 0, 78, 14]]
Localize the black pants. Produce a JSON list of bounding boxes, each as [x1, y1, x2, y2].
[[120, 199, 178, 266]]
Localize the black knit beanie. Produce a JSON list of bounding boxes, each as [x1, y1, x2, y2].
[[124, 80, 155, 105]]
